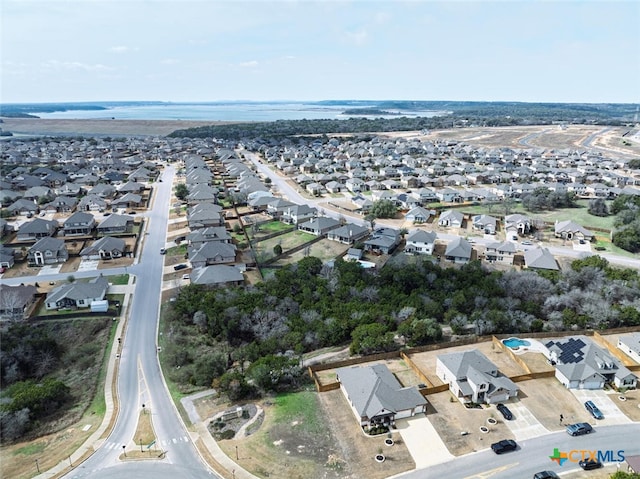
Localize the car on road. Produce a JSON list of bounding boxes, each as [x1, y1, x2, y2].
[[181, 274, 190, 280], [497, 403, 513, 420], [491, 439, 517, 454], [160, 248, 166, 255], [533, 472, 559, 479], [584, 400, 604, 420], [173, 263, 188, 271], [521, 240, 533, 245], [566, 422, 593, 436], [579, 459, 602, 470]]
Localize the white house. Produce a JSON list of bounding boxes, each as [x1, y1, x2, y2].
[[436, 349, 519, 404]]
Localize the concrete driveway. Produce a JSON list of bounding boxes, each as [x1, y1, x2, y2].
[[570, 389, 632, 425], [396, 415, 453, 468], [500, 401, 549, 440], [38, 265, 62, 275], [77, 259, 99, 272]]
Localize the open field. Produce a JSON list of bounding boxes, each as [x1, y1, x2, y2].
[[0, 118, 228, 137]]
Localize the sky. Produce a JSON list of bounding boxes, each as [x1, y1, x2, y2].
[[1, 0, 639, 104]]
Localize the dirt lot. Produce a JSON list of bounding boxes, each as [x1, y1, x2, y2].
[[427, 391, 512, 456], [284, 238, 350, 264]]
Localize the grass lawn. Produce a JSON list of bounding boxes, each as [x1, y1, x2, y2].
[[254, 231, 316, 261], [219, 390, 343, 479], [108, 274, 130, 285], [461, 200, 616, 231], [166, 244, 188, 256]]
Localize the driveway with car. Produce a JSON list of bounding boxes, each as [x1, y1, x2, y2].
[[570, 389, 631, 425]]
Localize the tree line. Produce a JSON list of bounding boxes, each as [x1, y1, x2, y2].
[[163, 254, 640, 401]]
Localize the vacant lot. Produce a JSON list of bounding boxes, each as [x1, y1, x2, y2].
[[0, 318, 114, 479], [427, 391, 511, 456]]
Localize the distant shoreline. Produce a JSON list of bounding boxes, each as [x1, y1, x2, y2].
[[0, 118, 236, 137]]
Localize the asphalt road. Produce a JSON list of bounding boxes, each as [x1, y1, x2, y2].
[[398, 423, 640, 479], [61, 165, 216, 479]]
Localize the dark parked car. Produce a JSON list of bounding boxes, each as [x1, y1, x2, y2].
[[584, 400, 604, 420], [491, 439, 517, 454], [579, 459, 602, 470], [533, 472, 560, 479], [160, 248, 166, 255], [497, 403, 513, 420], [173, 263, 188, 271], [566, 422, 593, 436]]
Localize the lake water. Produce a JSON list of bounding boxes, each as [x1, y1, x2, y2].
[[32, 102, 444, 122]]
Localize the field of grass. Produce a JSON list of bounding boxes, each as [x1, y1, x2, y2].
[[461, 200, 616, 231], [254, 230, 316, 261], [108, 273, 130, 285]]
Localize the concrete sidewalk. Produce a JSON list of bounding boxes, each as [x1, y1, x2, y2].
[[34, 275, 134, 478]]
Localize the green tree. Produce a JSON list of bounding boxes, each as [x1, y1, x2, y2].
[[273, 244, 283, 255], [587, 198, 609, 217], [370, 200, 397, 219], [398, 318, 442, 346], [174, 183, 189, 201], [350, 323, 396, 355]]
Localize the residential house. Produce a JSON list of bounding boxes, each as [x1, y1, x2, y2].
[[472, 214, 498, 235], [281, 204, 317, 225], [444, 237, 473, 264], [0, 284, 38, 321], [438, 210, 464, 228], [363, 228, 400, 255], [87, 183, 116, 198], [28, 237, 68, 266], [186, 227, 232, 247], [45, 276, 109, 310], [97, 214, 134, 234], [405, 206, 436, 224], [297, 217, 341, 236], [63, 211, 96, 236], [484, 241, 516, 265], [80, 236, 127, 260], [78, 194, 108, 212], [554, 220, 594, 242], [17, 218, 58, 241], [327, 223, 370, 244], [188, 242, 237, 268], [404, 230, 437, 255], [344, 248, 363, 261], [266, 199, 296, 219], [436, 349, 519, 404], [336, 364, 427, 428], [190, 265, 245, 287], [0, 246, 16, 269], [187, 203, 224, 228], [351, 195, 373, 213], [7, 198, 39, 216], [504, 214, 531, 237], [45, 196, 77, 213], [112, 193, 143, 209], [544, 336, 637, 390], [617, 333, 640, 365], [118, 181, 145, 194], [523, 247, 559, 271], [436, 188, 462, 203]]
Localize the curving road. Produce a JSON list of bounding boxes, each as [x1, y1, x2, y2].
[[60, 165, 216, 479]]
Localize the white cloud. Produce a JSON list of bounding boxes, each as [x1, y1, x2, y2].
[[43, 60, 113, 72], [239, 60, 259, 68], [160, 58, 180, 65]]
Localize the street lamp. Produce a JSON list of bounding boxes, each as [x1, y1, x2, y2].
[[35, 459, 40, 473], [122, 445, 126, 457]]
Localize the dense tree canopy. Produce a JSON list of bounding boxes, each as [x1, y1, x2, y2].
[[165, 254, 640, 399]]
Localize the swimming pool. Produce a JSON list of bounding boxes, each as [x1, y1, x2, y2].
[[502, 337, 531, 349]]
